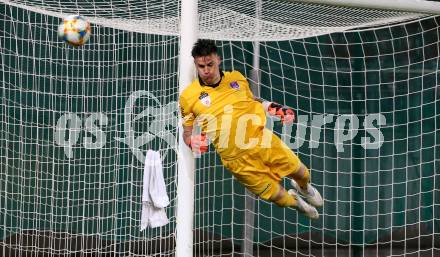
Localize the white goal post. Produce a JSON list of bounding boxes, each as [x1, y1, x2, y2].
[[176, 0, 198, 256]]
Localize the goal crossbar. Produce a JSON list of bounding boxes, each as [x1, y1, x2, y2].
[[294, 0, 440, 15]]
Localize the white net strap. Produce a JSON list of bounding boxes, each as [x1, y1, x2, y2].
[[1, 0, 428, 40]]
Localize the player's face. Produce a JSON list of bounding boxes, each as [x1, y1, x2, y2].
[[194, 54, 221, 85]]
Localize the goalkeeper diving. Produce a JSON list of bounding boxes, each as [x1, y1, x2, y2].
[[179, 39, 323, 219]]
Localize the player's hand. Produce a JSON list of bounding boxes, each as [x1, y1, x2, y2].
[[189, 133, 208, 154], [267, 102, 296, 124]]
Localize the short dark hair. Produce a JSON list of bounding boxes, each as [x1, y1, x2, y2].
[[191, 39, 218, 58]]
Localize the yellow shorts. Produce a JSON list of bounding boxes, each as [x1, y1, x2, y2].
[[220, 129, 301, 201]]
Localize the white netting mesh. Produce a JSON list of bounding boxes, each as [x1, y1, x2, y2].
[[0, 0, 439, 257]]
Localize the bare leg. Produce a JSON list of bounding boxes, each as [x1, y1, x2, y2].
[[287, 163, 324, 208], [287, 163, 310, 190], [269, 186, 296, 207], [271, 185, 319, 219]]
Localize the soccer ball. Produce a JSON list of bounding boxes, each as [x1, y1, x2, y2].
[[57, 15, 91, 47]]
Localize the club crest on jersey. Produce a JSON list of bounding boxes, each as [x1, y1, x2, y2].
[[199, 91, 211, 107], [230, 81, 240, 90]]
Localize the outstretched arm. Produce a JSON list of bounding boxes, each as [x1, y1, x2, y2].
[[253, 96, 264, 104], [254, 97, 296, 124]]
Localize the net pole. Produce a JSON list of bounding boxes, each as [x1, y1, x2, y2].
[[176, 0, 198, 256]]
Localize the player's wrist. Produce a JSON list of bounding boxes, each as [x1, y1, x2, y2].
[[262, 100, 272, 111], [188, 133, 208, 153]]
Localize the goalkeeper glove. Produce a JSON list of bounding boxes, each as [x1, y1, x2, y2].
[[189, 133, 208, 154], [263, 101, 296, 124]]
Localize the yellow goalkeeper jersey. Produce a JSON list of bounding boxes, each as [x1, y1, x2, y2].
[[179, 70, 267, 160]]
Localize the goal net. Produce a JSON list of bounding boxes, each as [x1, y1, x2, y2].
[[0, 0, 438, 256]]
